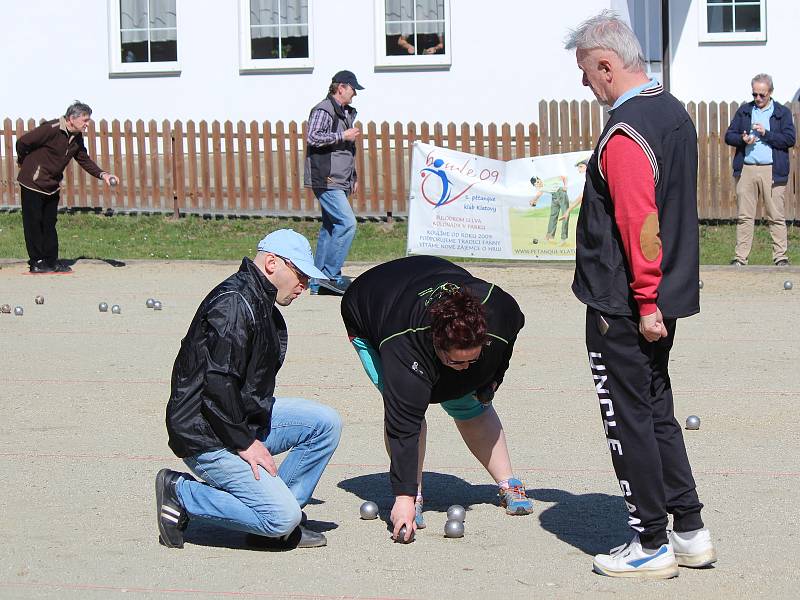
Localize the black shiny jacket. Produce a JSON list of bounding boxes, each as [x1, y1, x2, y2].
[[166, 258, 287, 457]]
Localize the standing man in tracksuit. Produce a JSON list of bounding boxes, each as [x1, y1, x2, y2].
[[565, 12, 717, 578], [303, 70, 364, 295], [341, 255, 534, 543]]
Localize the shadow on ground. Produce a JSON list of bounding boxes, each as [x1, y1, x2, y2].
[[339, 473, 630, 555], [532, 488, 630, 555]]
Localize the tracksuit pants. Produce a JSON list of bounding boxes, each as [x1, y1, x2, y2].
[[585, 306, 704, 549]]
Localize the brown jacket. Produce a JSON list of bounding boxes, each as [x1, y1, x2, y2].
[[16, 117, 105, 195]]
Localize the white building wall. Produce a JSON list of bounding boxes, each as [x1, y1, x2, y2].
[[669, 0, 800, 104], [1, 1, 795, 126], [0, 0, 602, 125]]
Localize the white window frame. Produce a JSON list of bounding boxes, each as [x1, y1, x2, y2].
[[108, 0, 181, 76], [698, 0, 766, 43], [374, 0, 451, 69], [238, 0, 314, 73]]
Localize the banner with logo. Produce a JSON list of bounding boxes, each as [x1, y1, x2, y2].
[[407, 142, 592, 260]]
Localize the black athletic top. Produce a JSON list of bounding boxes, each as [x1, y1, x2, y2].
[[341, 255, 524, 495]]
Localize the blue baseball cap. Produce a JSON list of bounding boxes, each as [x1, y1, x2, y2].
[[332, 70, 364, 90], [257, 229, 327, 280]]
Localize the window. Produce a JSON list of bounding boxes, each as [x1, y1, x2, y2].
[[699, 0, 766, 42], [627, 1, 663, 80], [375, 0, 451, 69], [238, 0, 313, 72], [109, 0, 180, 76]]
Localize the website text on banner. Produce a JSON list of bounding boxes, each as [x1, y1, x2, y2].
[[407, 142, 591, 260]]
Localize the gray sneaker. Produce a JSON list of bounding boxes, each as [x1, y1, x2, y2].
[[318, 276, 352, 295]]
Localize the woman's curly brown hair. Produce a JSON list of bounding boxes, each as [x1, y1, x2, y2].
[[428, 288, 488, 350]]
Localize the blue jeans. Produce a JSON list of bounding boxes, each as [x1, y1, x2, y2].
[[176, 397, 342, 537], [313, 188, 356, 279]]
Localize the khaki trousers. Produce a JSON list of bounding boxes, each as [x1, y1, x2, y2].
[[734, 164, 788, 264]]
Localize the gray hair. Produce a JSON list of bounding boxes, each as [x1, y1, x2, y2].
[[564, 10, 646, 72], [65, 100, 92, 119], [328, 82, 340, 95], [751, 73, 774, 92]]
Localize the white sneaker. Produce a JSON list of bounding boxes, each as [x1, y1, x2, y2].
[[669, 528, 717, 568], [592, 535, 679, 579]]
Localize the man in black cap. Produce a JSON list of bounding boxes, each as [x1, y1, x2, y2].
[[303, 70, 364, 295]]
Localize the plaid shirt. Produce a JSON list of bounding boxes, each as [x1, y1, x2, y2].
[[307, 108, 343, 147]]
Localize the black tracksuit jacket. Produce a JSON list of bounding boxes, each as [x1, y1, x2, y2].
[[166, 258, 287, 458], [341, 255, 524, 496]]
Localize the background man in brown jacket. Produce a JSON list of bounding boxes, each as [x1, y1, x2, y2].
[[16, 100, 117, 273]]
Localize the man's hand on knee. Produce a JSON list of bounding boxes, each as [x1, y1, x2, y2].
[[238, 439, 277, 480]]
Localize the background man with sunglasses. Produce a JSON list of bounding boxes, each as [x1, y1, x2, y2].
[[155, 229, 342, 551], [725, 73, 796, 266], [341, 255, 533, 543]]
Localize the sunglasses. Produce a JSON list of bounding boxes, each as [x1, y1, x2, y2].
[[276, 255, 309, 284], [438, 347, 483, 366], [752, 92, 770, 99]]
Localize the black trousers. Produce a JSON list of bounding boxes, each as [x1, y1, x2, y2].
[[21, 186, 60, 267], [585, 306, 704, 548]]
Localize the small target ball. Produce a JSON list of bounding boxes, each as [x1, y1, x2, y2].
[[685, 415, 701, 430], [394, 524, 414, 544], [444, 519, 464, 538], [34, 295, 44, 305], [99, 302, 108, 312], [153, 300, 163, 311], [13, 306, 24, 316], [698, 280, 704, 289], [359, 501, 379, 520], [1, 304, 11, 314], [784, 280, 793, 290], [146, 298, 156, 308], [446, 505, 466, 522], [109, 176, 118, 186], [111, 304, 121, 314]]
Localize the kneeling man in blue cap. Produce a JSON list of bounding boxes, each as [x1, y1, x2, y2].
[[156, 229, 342, 550]]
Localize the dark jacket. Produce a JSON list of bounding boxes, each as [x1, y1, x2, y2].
[[303, 96, 358, 191], [724, 101, 796, 184], [341, 255, 524, 496], [16, 117, 105, 194], [166, 258, 288, 458], [573, 83, 700, 319]]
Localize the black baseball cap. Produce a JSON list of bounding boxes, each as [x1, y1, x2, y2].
[[332, 70, 364, 90]]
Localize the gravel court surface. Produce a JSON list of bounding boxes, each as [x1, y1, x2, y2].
[[0, 259, 798, 599]]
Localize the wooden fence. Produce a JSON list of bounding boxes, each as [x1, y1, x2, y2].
[[1, 100, 798, 220]]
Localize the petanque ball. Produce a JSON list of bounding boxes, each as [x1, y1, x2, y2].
[[446, 505, 466, 522], [146, 298, 156, 308], [685, 415, 701, 430], [109, 176, 118, 186], [698, 280, 704, 290], [784, 280, 793, 291], [444, 519, 465, 538], [14, 306, 24, 316], [34, 295, 44, 305], [153, 300, 163, 311], [394, 524, 414, 544], [99, 302, 108, 312], [359, 501, 379, 520], [111, 304, 121, 314], [1, 304, 11, 314]]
